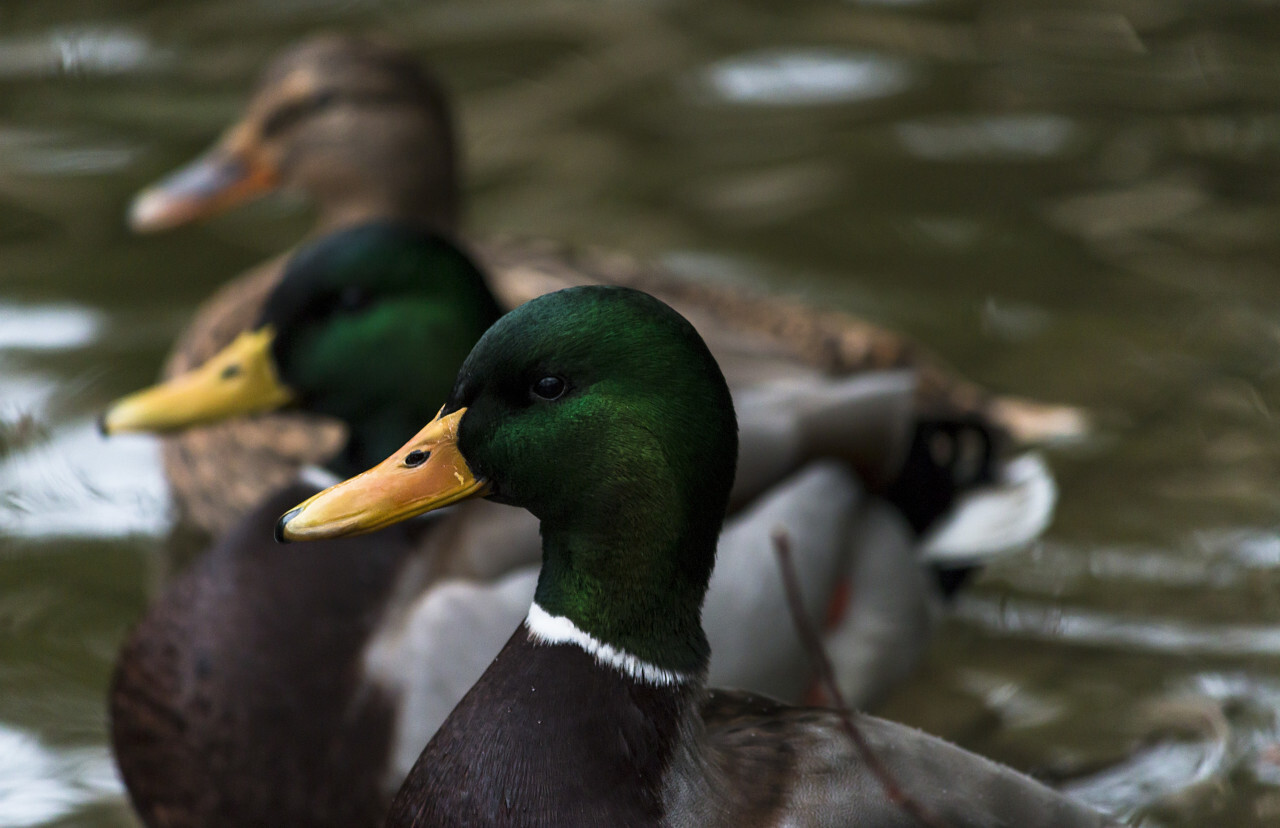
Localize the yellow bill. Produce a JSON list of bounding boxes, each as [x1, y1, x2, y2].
[[276, 408, 489, 542], [100, 327, 294, 435]]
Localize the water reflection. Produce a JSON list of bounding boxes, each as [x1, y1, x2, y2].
[[894, 114, 1085, 161], [701, 50, 917, 105], [1062, 673, 1280, 822], [0, 723, 121, 828], [957, 596, 1280, 659], [0, 305, 101, 351], [0, 29, 163, 79], [1, 142, 138, 177], [0, 375, 55, 424], [0, 423, 168, 539], [1067, 739, 1226, 821], [1, 0, 1280, 825]]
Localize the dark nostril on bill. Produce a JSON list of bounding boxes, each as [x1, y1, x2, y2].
[[405, 450, 429, 467], [221, 364, 243, 380]]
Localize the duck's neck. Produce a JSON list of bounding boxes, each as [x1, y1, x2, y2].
[[531, 496, 719, 680], [309, 142, 461, 237], [314, 194, 457, 238]]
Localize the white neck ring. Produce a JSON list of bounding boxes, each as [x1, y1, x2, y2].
[[524, 603, 694, 687]]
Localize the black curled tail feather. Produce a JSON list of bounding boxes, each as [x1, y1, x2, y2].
[[884, 418, 1004, 598]]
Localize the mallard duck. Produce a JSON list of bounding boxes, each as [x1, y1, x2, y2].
[[103, 222, 978, 826], [276, 285, 1115, 828], [127, 34, 1085, 536]]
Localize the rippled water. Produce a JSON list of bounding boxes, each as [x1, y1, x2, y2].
[[4, 1, 1280, 825]]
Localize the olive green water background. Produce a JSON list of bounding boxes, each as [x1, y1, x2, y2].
[[4, 0, 1280, 825]]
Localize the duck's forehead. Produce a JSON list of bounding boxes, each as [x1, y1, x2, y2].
[[249, 67, 319, 112], [260, 38, 338, 84], [485, 290, 653, 363], [262, 41, 409, 94]]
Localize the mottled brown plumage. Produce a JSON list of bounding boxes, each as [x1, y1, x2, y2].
[[139, 35, 1086, 535], [110, 485, 410, 827]]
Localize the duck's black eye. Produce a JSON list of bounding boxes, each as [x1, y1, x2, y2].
[[261, 89, 341, 138], [531, 375, 566, 401], [339, 286, 370, 313], [220, 364, 242, 381], [405, 449, 429, 467]]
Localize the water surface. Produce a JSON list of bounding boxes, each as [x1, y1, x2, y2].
[[4, 1, 1280, 825]]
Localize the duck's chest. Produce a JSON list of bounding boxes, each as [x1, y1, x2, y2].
[[387, 628, 697, 828]]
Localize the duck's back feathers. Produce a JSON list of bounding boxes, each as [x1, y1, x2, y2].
[[703, 461, 857, 702], [823, 500, 942, 709]]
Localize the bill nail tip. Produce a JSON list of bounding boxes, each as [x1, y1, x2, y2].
[[274, 508, 301, 543]]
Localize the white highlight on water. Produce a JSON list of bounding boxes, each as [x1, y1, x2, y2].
[[0, 419, 170, 538], [0, 304, 101, 351], [704, 50, 916, 106], [0, 723, 123, 827]]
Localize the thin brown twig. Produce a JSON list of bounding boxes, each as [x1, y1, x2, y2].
[[771, 527, 950, 828]]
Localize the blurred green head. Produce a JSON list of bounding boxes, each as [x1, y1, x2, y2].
[[103, 220, 501, 474]]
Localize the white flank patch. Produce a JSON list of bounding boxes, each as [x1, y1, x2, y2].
[[920, 451, 1057, 565], [525, 603, 693, 687]]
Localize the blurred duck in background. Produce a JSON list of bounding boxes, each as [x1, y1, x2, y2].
[[127, 34, 1085, 537], [105, 33, 1089, 828]]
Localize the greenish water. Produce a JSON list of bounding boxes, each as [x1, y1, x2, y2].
[[4, 1, 1280, 825]]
